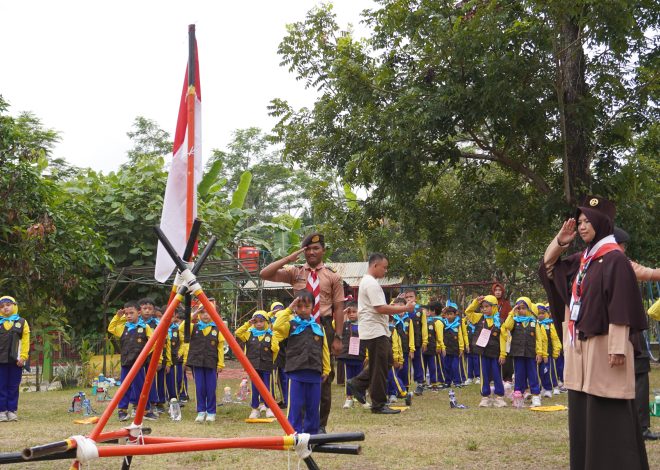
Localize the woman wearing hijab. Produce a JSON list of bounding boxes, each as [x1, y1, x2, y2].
[[539, 195, 648, 470]]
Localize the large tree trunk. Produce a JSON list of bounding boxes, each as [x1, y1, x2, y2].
[[558, 12, 591, 204]]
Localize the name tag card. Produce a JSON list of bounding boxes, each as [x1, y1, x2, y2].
[[476, 328, 492, 348], [348, 336, 361, 355], [570, 302, 581, 321]]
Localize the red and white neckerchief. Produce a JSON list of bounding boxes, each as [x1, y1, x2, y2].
[[568, 235, 621, 346], [306, 267, 321, 323]]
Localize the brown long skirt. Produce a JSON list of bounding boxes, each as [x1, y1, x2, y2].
[[568, 390, 649, 470]]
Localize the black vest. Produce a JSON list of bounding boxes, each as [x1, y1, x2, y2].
[[509, 320, 537, 358], [245, 331, 275, 371], [425, 319, 439, 354], [443, 325, 460, 356], [186, 325, 220, 369], [169, 328, 182, 365], [284, 323, 323, 374], [120, 325, 149, 367], [394, 319, 410, 354], [0, 318, 25, 364], [410, 308, 423, 348], [338, 322, 366, 361], [471, 317, 502, 358]]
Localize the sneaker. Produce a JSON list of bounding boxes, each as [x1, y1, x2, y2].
[[6, 411, 17, 422], [195, 412, 206, 423], [144, 411, 159, 421], [414, 384, 424, 396], [531, 395, 542, 407], [343, 398, 354, 409], [553, 387, 561, 395], [249, 409, 260, 419], [205, 413, 216, 422], [130, 408, 136, 418], [493, 396, 507, 408], [258, 403, 267, 413], [346, 380, 366, 405], [387, 395, 398, 404], [371, 405, 401, 414], [464, 378, 473, 385], [479, 396, 492, 408], [265, 408, 275, 418], [180, 396, 189, 403], [405, 393, 412, 407], [118, 410, 129, 422], [542, 389, 553, 398], [475, 377, 481, 384], [155, 405, 166, 414], [362, 402, 371, 409], [0, 412, 7, 422], [559, 385, 568, 393]]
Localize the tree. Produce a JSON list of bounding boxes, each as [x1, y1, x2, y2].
[[271, 1, 658, 204], [267, 1, 658, 287]]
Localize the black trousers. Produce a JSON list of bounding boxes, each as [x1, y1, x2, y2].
[[351, 335, 390, 410], [635, 356, 651, 430], [501, 355, 514, 382], [320, 316, 334, 427], [568, 390, 648, 470]]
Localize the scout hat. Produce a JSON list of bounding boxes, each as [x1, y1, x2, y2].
[[301, 232, 325, 248], [270, 302, 284, 312]]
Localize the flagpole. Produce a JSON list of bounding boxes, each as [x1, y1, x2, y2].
[[186, 24, 196, 242]]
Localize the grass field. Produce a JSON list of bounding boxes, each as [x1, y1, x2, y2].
[[2, 363, 659, 469]]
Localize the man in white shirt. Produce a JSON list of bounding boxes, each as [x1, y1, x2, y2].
[[347, 253, 415, 414]]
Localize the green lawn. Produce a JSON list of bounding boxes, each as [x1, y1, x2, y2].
[[2, 364, 659, 469]]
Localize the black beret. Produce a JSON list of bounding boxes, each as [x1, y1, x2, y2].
[[576, 195, 616, 223], [301, 233, 325, 247]]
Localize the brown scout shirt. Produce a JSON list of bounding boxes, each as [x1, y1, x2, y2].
[[271, 263, 344, 318]]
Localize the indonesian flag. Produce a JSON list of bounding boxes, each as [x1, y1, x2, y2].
[[155, 34, 202, 283]]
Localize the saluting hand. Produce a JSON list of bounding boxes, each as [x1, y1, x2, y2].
[[557, 218, 577, 246], [287, 247, 306, 263]]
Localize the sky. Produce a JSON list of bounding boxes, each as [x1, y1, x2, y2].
[[0, 0, 376, 173]]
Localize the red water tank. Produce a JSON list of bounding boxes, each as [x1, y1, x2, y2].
[[238, 246, 259, 272]]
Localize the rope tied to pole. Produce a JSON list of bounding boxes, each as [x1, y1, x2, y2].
[[294, 434, 312, 460], [69, 436, 98, 464]]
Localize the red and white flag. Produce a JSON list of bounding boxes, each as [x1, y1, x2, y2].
[[155, 31, 202, 283]]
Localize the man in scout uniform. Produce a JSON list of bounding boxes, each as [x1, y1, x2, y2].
[[260, 232, 344, 433]]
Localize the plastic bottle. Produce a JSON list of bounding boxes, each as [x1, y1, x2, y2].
[[72, 393, 83, 413], [223, 386, 232, 404], [449, 389, 457, 408], [92, 377, 98, 396], [82, 398, 93, 416], [512, 390, 524, 409], [237, 378, 249, 401], [169, 398, 182, 421], [653, 394, 660, 417]]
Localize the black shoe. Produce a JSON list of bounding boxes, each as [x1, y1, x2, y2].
[[144, 411, 159, 421], [180, 396, 189, 403], [414, 384, 424, 396], [405, 393, 412, 407], [346, 380, 366, 405], [371, 405, 401, 414], [155, 405, 166, 414], [318, 426, 327, 434], [642, 428, 660, 440], [118, 410, 129, 422]]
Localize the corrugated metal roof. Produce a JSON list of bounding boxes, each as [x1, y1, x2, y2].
[[243, 262, 402, 290]]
